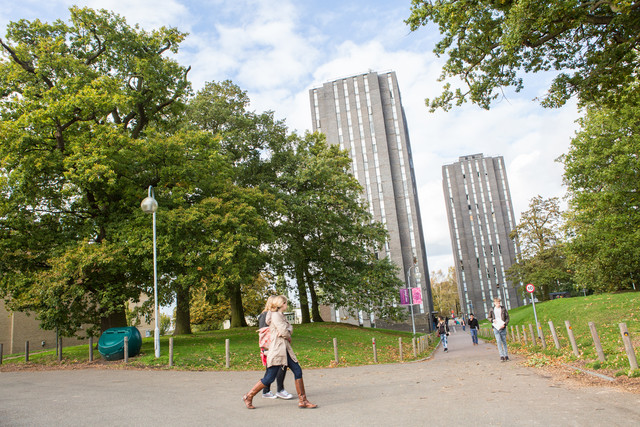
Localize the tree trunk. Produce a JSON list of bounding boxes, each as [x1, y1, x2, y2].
[[173, 286, 192, 335], [100, 308, 127, 333], [306, 268, 323, 322], [295, 262, 310, 323], [229, 283, 247, 327]]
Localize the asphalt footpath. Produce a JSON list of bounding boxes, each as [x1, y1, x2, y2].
[[2, 328, 640, 427]]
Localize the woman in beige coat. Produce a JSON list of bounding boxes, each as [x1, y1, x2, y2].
[[242, 295, 317, 409]]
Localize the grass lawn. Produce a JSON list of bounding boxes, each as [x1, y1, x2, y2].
[[0, 322, 437, 371], [479, 291, 640, 376]]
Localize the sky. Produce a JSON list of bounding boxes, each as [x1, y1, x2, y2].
[[1, 0, 582, 277]]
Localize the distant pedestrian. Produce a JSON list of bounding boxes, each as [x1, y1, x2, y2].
[[437, 317, 450, 352], [461, 317, 466, 331], [487, 297, 510, 361], [243, 295, 317, 409], [468, 314, 479, 345], [257, 297, 293, 400]]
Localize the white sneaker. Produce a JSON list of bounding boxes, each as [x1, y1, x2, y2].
[[276, 390, 294, 400], [262, 391, 277, 399]]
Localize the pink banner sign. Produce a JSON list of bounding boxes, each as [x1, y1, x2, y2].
[[411, 287, 423, 305]]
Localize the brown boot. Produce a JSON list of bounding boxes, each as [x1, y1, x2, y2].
[[242, 381, 266, 409], [294, 378, 317, 409]]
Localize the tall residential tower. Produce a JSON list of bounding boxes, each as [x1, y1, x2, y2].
[[310, 71, 434, 331], [442, 153, 522, 319]]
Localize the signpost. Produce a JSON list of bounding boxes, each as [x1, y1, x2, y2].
[[526, 284, 540, 339]]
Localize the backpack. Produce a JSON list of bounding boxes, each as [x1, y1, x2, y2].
[[258, 326, 271, 349]]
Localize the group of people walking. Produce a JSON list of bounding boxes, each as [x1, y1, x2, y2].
[[439, 297, 510, 362]]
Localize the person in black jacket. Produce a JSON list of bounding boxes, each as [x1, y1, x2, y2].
[[437, 317, 450, 352], [468, 313, 479, 345]]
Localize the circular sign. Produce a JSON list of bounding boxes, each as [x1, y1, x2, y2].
[[526, 283, 535, 293]]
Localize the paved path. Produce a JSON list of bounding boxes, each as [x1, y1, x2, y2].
[[1, 329, 639, 426]]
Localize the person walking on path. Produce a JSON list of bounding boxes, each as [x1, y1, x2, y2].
[[468, 313, 479, 345], [437, 316, 450, 352], [257, 297, 293, 400], [243, 295, 317, 410], [487, 297, 510, 361]]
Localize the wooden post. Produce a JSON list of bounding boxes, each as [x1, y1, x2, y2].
[[0, 343, 3, 365], [529, 324, 536, 346], [372, 338, 378, 363], [58, 337, 63, 362], [225, 339, 230, 368], [124, 336, 129, 363], [333, 338, 339, 364], [515, 325, 521, 343], [89, 337, 94, 362], [565, 320, 580, 357], [549, 320, 561, 350], [412, 338, 417, 358], [619, 323, 638, 370], [169, 337, 174, 367], [399, 337, 403, 362], [537, 322, 547, 349], [588, 322, 606, 362], [25, 341, 29, 362], [522, 325, 528, 345]]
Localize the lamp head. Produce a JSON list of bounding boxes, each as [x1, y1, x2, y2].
[[141, 196, 158, 214]]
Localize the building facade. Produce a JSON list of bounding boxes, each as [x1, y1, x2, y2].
[[309, 71, 434, 331], [442, 153, 522, 320]]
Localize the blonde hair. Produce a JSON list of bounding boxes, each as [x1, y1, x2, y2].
[[262, 295, 275, 313], [270, 295, 288, 312]]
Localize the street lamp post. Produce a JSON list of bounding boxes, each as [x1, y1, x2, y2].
[[141, 186, 160, 358]]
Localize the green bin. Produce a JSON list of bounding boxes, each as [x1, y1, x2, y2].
[[98, 327, 142, 361]]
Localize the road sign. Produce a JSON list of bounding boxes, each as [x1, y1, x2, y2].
[[526, 283, 535, 293]]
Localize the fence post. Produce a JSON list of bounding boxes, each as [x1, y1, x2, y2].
[[0, 343, 3, 365], [548, 321, 561, 350], [372, 338, 378, 363], [169, 337, 174, 367], [25, 341, 29, 362], [537, 322, 547, 349], [399, 337, 403, 362], [565, 320, 580, 357], [333, 338, 339, 364], [225, 339, 230, 368], [89, 337, 94, 362], [521, 325, 527, 345], [58, 337, 63, 362], [588, 322, 606, 362], [515, 325, 521, 343], [124, 336, 129, 364], [619, 323, 638, 370], [528, 324, 536, 346]]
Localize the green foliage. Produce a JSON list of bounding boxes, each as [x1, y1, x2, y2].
[[159, 313, 171, 336], [431, 267, 459, 315], [1, 323, 437, 369], [562, 97, 640, 293], [406, 0, 640, 110]]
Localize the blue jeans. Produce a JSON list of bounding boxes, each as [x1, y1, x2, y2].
[[261, 352, 302, 386], [470, 328, 478, 344], [493, 327, 508, 357], [440, 333, 448, 349]]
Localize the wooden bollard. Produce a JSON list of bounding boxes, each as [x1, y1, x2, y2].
[[510, 325, 514, 340], [529, 324, 536, 346], [522, 325, 528, 345], [412, 338, 417, 358], [372, 338, 378, 363], [516, 325, 521, 343], [333, 338, 339, 364], [588, 322, 605, 362], [169, 337, 174, 367], [619, 323, 638, 370], [0, 343, 3, 365], [537, 322, 547, 349], [58, 337, 63, 362], [565, 320, 580, 357], [25, 341, 29, 362], [89, 337, 94, 362], [399, 337, 403, 362], [124, 336, 129, 363], [549, 320, 561, 350], [225, 339, 230, 368]]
